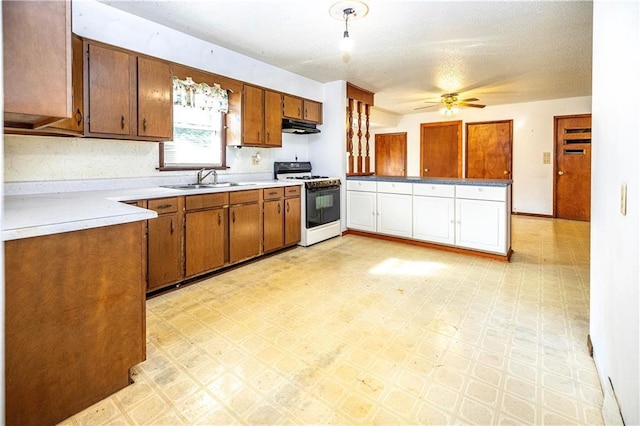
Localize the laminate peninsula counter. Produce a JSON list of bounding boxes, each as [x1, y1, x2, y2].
[[345, 175, 513, 260]]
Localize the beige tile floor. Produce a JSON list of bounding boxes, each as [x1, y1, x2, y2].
[[61, 215, 603, 425]]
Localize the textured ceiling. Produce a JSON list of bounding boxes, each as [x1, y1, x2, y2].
[[100, 0, 593, 115]]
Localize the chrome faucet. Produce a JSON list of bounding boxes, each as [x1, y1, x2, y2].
[[197, 168, 218, 184]]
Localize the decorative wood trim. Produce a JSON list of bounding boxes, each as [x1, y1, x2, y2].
[[342, 229, 512, 262], [347, 82, 374, 105]]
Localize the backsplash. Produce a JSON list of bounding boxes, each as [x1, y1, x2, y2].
[[4, 134, 310, 194]]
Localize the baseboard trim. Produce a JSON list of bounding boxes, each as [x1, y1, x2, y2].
[[592, 346, 626, 425], [342, 229, 512, 262], [512, 211, 554, 218]]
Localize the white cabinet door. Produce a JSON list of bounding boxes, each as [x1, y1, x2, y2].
[[346, 190, 377, 232], [413, 196, 455, 245], [377, 192, 412, 238], [455, 198, 506, 254]]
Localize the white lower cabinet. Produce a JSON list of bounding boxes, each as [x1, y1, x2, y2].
[[455, 185, 508, 254], [413, 196, 455, 244], [377, 192, 412, 238], [346, 190, 376, 232]]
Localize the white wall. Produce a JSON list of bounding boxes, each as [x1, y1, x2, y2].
[[370, 96, 592, 215], [589, 1, 639, 424]]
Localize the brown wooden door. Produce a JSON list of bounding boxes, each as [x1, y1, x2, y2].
[[285, 196, 301, 245], [87, 43, 131, 135], [303, 100, 322, 123], [263, 199, 284, 252], [375, 132, 407, 176], [147, 213, 183, 291], [420, 121, 462, 177], [185, 208, 227, 278], [264, 89, 282, 147], [242, 84, 264, 144], [137, 56, 172, 139], [283, 94, 303, 119], [466, 120, 513, 179], [555, 114, 592, 221], [229, 203, 261, 263]]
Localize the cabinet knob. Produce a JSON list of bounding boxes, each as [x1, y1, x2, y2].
[[120, 115, 125, 130], [143, 118, 148, 131], [74, 108, 82, 126], [218, 212, 221, 226], [277, 204, 281, 214], [286, 202, 290, 213]]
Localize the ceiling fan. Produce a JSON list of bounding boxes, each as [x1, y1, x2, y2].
[[415, 93, 486, 113]]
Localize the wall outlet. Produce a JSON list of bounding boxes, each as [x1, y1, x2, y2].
[[620, 183, 627, 216], [543, 152, 551, 164]]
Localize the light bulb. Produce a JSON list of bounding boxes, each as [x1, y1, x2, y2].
[[341, 32, 353, 52]]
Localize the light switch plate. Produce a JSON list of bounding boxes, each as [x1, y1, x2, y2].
[[543, 152, 551, 164], [620, 183, 627, 216]]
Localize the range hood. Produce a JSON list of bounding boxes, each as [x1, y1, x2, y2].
[[281, 118, 321, 134]]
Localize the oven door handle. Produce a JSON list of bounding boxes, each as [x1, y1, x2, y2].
[[307, 185, 341, 192]]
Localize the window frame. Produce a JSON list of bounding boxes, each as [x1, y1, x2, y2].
[[158, 67, 231, 171]]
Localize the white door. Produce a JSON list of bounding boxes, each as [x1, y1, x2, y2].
[[377, 192, 412, 238], [455, 198, 506, 254], [413, 196, 455, 245], [346, 190, 376, 232]]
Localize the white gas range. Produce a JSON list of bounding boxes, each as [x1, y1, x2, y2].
[[274, 162, 341, 246]]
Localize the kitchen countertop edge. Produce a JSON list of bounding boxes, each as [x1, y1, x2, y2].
[[3, 181, 303, 241], [346, 175, 513, 186]]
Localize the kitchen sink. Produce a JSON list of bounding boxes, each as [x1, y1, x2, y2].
[[161, 182, 256, 190]]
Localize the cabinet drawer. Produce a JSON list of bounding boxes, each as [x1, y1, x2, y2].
[[185, 192, 229, 211], [413, 183, 455, 198], [148, 197, 179, 213], [263, 187, 284, 200], [230, 189, 260, 204], [377, 181, 412, 195], [455, 185, 507, 202], [284, 185, 301, 197], [346, 180, 377, 192]]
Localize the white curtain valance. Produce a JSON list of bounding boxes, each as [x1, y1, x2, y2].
[[172, 76, 229, 113]]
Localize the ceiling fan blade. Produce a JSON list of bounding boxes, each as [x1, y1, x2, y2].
[[459, 103, 486, 108], [459, 97, 479, 102]]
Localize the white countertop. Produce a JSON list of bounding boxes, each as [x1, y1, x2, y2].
[[3, 180, 302, 241]]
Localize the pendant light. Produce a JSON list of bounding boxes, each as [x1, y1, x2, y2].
[[341, 8, 355, 52], [329, 1, 369, 53]]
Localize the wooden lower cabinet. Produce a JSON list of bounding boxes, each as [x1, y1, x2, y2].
[[229, 189, 262, 263], [264, 198, 285, 252], [147, 197, 184, 291], [5, 222, 145, 426], [184, 193, 229, 278], [284, 195, 301, 245]]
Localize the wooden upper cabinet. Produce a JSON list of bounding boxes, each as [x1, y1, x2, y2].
[[265, 90, 282, 147], [242, 84, 265, 145], [86, 43, 132, 136], [283, 94, 303, 120], [3, 0, 72, 129], [137, 57, 173, 139], [283, 94, 322, 124], [303, 100, 322, 124]]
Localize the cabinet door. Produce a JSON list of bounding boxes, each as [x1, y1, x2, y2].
[[137, 56, 172, 139], [285, 196, 301, 245], [413, 196, 455, 245], [242, 84, 264, 144], [346, 190, 376, 232], [3, 0, 72, 128], [377, 192, 412, 238], [263, 199, 284, 252], [229, 203, 261, 263], [303, 100, 322, 124], [455, 199, 507, 254], [86, 43, 131, 135], [264, 90, 282, 147], [282, 94, 302, 119], [148, 213, 183, 290], [185, 208, 227, 278]]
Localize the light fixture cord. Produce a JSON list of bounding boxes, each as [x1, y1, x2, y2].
[[343, 8, 355, 37]]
